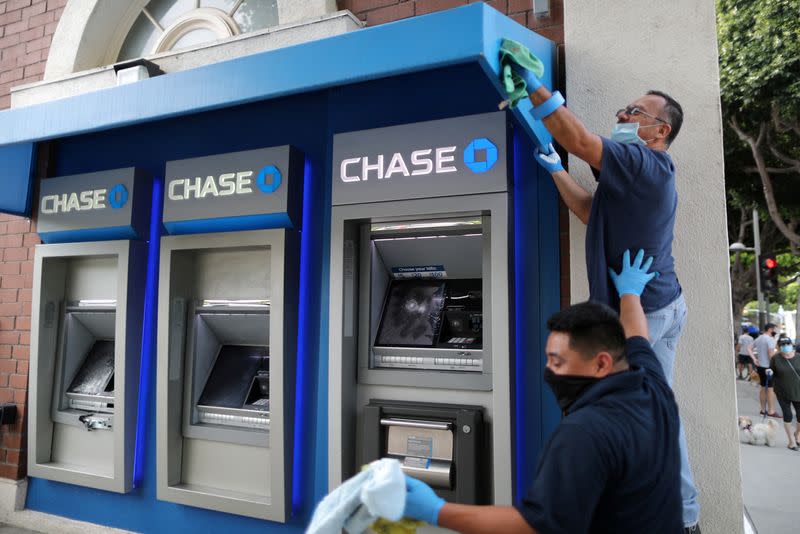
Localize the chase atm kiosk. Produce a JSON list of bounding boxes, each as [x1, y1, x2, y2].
[[156, 146, 301, 521], [328, 112, 513, 505], [28, 169, 149, 493]]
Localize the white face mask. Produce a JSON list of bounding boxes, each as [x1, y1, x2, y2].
[[610, 122, 661, 146]]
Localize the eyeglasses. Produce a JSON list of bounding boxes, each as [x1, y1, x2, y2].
[[616, 106, 669, 124]]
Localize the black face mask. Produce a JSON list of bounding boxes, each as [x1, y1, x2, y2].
[[544, 367, 601, 412]]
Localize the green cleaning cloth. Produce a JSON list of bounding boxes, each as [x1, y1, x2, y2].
[[498, 38, 545, 109]]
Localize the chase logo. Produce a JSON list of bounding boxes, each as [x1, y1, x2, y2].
[[463, 138, 498, 173], [256, 165, 282, 194], [108, 183, 128, 209]]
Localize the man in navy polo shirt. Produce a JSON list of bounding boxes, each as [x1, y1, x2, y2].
[[519, 75, 699, 532], [401, 250, 683, 533]]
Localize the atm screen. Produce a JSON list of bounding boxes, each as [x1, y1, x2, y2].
[[68, 340, 115, 396], [375, 280, 445, 347], [198, 345, 269, 411]]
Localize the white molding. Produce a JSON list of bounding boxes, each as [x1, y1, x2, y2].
[[46, 1, 148, 80], [154, 7, 239, 54], [102, 1, 152, 67], [47, 0, 339, 81], [14, 10, 363, 107]]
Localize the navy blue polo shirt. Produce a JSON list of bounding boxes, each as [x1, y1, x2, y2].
[[516, 337, 682, 533], [587, 138, 681, 313]]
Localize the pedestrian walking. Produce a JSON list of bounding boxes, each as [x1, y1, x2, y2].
[[769, 336, 800, 450], [736, 326, 756, 380], [753, 323, 779, 417]]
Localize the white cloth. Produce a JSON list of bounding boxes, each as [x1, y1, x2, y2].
[[306, 458, 405, 534]]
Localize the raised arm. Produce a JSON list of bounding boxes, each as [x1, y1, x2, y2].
[[528, 85, 604, 170], [619, 294, 649, 340], [534, 144, 592, 225], [608, 249, 658, 340]]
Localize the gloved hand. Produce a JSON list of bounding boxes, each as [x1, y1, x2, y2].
[[402, 475, 445, 525], [510, 61, 542, 92], [535, 143, 564, 173], [608, 249, 659, 297]]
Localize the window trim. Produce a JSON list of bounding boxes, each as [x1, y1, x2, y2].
[[153, 7, 240, 54]]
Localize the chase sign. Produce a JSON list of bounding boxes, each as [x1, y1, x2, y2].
[[332, 112, 507, 206], [36, 167, 149, 243], [162, 145, 302, 234]]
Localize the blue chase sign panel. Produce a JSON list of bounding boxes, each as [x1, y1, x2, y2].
[[36, 167, 151, 243], [332, 112, 508, 206], [162, 145, 302, 235]]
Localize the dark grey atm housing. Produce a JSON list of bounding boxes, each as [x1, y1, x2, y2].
[[362, 400, 486, 504]]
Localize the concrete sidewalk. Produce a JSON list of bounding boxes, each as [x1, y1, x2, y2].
[[736, 379, 800, 533]]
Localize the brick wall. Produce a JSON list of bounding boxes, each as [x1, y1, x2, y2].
[[339, 0, 564, 43], [0, 0, 63, 482], [0, 0, 66, 110], [0, 215, 39, 480]]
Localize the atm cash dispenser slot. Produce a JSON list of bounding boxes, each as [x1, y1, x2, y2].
[[183, 302, 271, 440], [54, 302, 117, 431], [363, 400, 485, 504]]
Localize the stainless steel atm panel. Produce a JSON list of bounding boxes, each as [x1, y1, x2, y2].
[[28, 240, 145, 493], [156, 230, 297, 521], [329, 193, 512, 506], [329, 112, 513, 507]]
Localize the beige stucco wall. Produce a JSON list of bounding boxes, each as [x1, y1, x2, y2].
[[563, 1, 742, 533]]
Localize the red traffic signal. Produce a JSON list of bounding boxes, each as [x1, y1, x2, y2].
[[764, 258, 777, 269]]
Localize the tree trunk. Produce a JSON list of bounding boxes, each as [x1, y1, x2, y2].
[[729, 117, 800, 248]]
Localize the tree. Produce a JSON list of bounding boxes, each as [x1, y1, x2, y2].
[[718, 0, 800, 247], [718, 0, 800, 335]]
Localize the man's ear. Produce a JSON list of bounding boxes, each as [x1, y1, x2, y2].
[[658, 123, 672, 141], [594, 351, 615, 376]]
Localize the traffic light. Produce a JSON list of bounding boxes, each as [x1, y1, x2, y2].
[[760, 255, 779, 296]]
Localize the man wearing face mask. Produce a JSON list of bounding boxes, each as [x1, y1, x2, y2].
[[401, 250, 683, 533], [753, 323, 780, 417], [515, 73, 699, 531]]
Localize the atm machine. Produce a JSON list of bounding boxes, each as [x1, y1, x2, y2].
[[28, 169, 149, 493], [156, 146, 301, 521], [328, 112, 513, 505]]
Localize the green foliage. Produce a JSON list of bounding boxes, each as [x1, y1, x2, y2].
[[717, 0, 800, 118], [718, 0, 800, 231]]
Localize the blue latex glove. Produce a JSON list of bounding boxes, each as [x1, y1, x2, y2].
[[535, 143, 564, 173], [510, 62, 542, 92], [402, 475, 445, 525], [608, 249, 659, 297]]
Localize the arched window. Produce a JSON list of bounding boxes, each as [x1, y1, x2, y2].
[[118, 0, 278, 61]]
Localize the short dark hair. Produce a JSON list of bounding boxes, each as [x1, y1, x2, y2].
[[765, 323, 777, 331], [647, 90, 683, 146], [547, 301, 626, 361]]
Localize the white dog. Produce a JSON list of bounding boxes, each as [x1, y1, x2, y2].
[[738, 416, 778, 447]]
